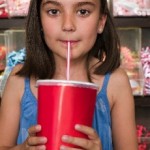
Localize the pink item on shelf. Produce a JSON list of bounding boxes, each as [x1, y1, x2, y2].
[[120, 46, 143, 95], [113, 0, 150, 16], [144, 0, 150, 8], [6, 0, 30, 17], [0, 0, 8, 18], [121, 46, 136, 70], [140, 47, 150, 95], [0, 46, 6, 71], [137, 124, 150, 150]]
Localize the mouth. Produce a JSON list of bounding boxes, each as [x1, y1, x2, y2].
[[59, 40, 79, 47]]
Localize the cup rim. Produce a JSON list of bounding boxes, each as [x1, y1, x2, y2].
[[36, 79, 98, 90]]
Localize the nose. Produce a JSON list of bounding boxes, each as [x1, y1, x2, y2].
[[62, 13, 76, 32]]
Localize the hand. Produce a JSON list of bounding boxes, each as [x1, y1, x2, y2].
[[21, 125, 47, 150], [60, 124, 102, 150]]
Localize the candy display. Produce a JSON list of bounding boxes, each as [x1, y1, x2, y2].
[[117, 28, 144, 95], [0, 29, 26, 96], [137, 124, 150, 150], [0, 33, 6, 72], [113, 0, 150, 16], [0, 46, 6, 71], [0, 0, 8, 18], [4, 29, 25, 53], [121, 46, 144, 95], [6, 0, 30, 17], [140, 47, 150, 95], [141, 28, 150, 95], [0, 48, 26, 97], [0, 33, 6, 97], [142, 29, 150, 49], [6, 48, 25, 67]]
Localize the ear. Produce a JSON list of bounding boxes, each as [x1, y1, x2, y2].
[[97, 15, 107, 34]]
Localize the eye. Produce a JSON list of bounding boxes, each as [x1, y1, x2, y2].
[[47, 9, 60, 16], [77, 9, 90, 16]]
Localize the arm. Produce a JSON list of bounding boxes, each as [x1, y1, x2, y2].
[[0, 69, 23, 149], [0, 66, 47, 150], [108, 68, 138, 150]]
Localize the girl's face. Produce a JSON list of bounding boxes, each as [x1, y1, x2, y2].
[[40, 0, 106, 61]]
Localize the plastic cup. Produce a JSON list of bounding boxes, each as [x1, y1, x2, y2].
[[36, 80, 98, 150]]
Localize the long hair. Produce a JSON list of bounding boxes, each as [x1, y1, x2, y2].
[[17, 0, 120, 79], [90, 0, 120, 75]]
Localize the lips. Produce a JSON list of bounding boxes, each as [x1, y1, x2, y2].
[[59, 40, 79, 47]]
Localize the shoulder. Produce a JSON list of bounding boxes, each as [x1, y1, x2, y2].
[[110, 67, 130, 87], [108, 67, 133, 108], [10, 64, 24, 75], [2, 64, 25, 101]]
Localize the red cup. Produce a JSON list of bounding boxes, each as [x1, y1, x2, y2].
[[36, 80, 98, 150]]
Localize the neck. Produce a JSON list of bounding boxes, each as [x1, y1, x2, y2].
[[53, 57, 90, 82]]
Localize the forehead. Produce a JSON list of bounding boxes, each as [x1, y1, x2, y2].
[[40, 0, 101, 10], [41, 0, 100, 4]]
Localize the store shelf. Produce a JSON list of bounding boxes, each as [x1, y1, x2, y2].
[[135, 96, 150, 107], [0, 18, 26, 29], [114, 17, 150, 28], [0, 16, 150, 29]]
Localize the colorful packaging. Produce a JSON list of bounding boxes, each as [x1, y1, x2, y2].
[[0, 33, 6, 96], [0, 0, 8, 18], [0, 33, 6, 72], [117, 28, 144, 95], [140, 29, 150, 95], [137, 124, 150, 150], [6, 0, 30, 17], [113, 0, 150, 16]]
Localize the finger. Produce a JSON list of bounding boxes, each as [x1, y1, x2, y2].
[[27, 136, 47, 146], [75, 124, 99, 140], [61, 135, 94, 149], [36, 145, 46, 150], [26, 145, 46, 150], [28, 124, 41, 136], [60, 145, 83, 150]]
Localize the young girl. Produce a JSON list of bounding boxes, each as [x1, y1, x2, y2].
[[0, 0, 138, 149]]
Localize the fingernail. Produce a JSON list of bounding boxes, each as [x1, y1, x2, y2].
[[60, 145, 66, 150], [62, 135, 69, 141], [36, 124, 41, 130], [40, 137, 47, 143], [75, 124, 81, 130], [38, 145, 46, 150]]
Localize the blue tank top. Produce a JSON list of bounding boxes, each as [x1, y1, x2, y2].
[[17, 74, 113, 150]]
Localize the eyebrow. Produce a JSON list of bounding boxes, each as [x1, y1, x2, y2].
[[77, 1, 95, 7], [42, 0, 96, 7], [42, 0, 61, 7]]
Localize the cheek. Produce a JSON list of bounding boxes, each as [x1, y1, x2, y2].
[[80, 22, 98, 50], [42, 23, 59, 46], [41, 17, 60, 36], [43, 25, 56, 37], [81, 20, 99, 37], [82, 24, 98, 42]]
